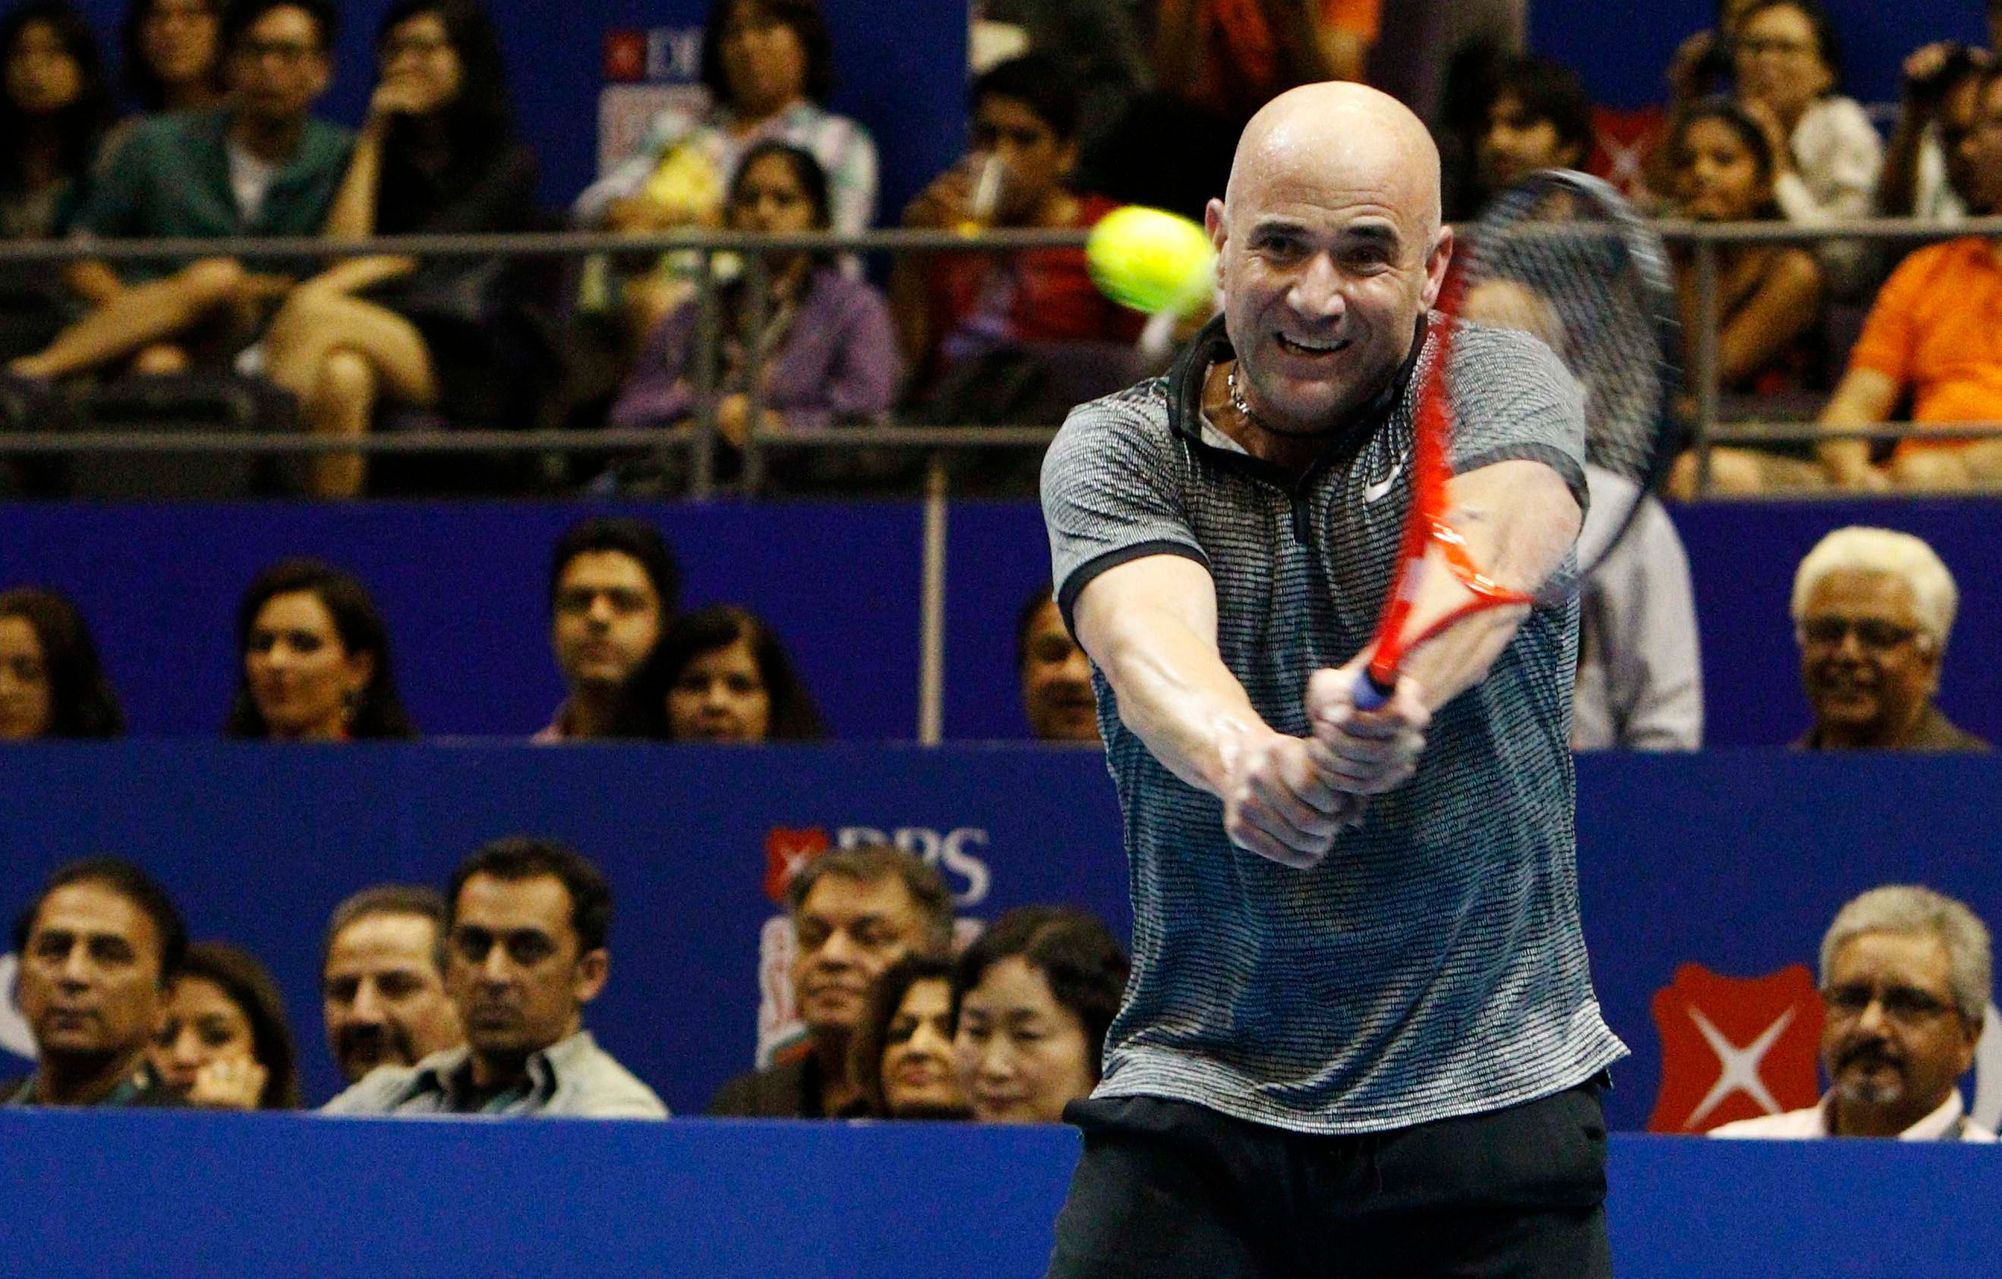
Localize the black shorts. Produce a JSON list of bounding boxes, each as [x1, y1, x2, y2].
[[1045, 1079, 1612, 1279]]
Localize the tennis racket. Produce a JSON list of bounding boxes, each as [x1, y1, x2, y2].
[[1353, 169, 1681, 710]]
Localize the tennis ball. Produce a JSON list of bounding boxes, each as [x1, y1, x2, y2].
[[1086, 206, 1216, 316]]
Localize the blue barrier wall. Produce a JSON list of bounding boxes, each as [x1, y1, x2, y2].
[[1, 1115, 1997, 1279], [4, 745, 2000, 1130], [4, 498, 1996, 746]]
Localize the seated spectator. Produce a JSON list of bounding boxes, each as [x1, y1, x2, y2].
[[849, 953, 969, 1120], [325, 836, 666, 1117], [1809, 68, 2002, 492], [1662, 99, 1827, 496], [1017, 584, 1098, 744], [259, 0, 541, 499], [952, 905, 1128, 1124], [1573, 467, 1703, 751], [971, 0, 1150, 178], [709, 845, 954, 1117], [1790, 527, 1986, 752], [7, 0, 351, 386], [0, 587, 122, 739], [892, 54, 1142, 403], [623, 604, 825, 742], [574, 0, 876, 348], [3, 857, 185, 1106], [540, 517, 679, 742], [148, 940, 299, 1109], [608, 142, 899, 451], [321, 884, 463, 1085], [224, 558, 417, 742], [1714, 885, 1995, 1141], [1880, 42, 1989, 223], [1474, 56, 1591, 205], [0, 3, 113, 362], [119, 0, 224, 117], [1728, 0, 1880, 294]]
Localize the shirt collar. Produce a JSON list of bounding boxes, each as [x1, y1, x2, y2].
[[409, 1030, 596, 1111], [1818, 1088, 1969, 1140], [1166, 312, 1426, 484]]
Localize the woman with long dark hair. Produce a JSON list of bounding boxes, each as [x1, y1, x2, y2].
[[621, 603, 824, 742], [0, 2, 111, 239], [260, 0, 541, 497], [0, 586, 122, 739], [148, 941, 301, 1109], [224, 558, 417, 741], [0, 2, 113, 364]]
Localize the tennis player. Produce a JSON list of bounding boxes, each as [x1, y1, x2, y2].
[[1039, 82, 1627, 1276]]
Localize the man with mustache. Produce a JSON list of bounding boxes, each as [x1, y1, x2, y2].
[[3, 858, 186, 1107], [709, 845, 955, 1118], [1714, 885, 1995, 1141], [1789, 526, 1987, 752], [320, 885, 463, 1086], [324, 838, 665, 1118]]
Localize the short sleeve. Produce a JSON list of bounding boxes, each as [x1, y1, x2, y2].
[[1446, 324, 1589, 511], [1041, 392, 1209, 633]]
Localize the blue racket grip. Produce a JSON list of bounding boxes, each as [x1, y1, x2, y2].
[[1352, 667, 1394, 712]]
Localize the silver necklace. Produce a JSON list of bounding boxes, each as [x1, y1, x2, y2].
[[1225, 364, 1343, 439]]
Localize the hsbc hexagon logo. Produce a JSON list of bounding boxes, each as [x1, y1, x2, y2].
[[1649, 963, 1824, 1133]]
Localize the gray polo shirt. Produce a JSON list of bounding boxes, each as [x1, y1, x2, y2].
[[322, 1030, 667, 1119], [1042, 315, 1626, 1135]]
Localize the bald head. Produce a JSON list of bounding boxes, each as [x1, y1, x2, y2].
[[1203, 82, 1454, 438], [1224, 83, 1443, 241]]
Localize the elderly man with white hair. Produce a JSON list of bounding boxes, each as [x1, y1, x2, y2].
[[1790, 526, 1988, 751], [1714, 885, 1996, 1141]]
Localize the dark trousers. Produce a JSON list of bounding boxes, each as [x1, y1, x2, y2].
[[1045, 1081, 1612, 1279]]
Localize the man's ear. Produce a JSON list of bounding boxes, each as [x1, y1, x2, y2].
[[574, 949, 609, 1005]]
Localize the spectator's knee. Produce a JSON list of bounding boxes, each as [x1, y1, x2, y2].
[[177, 258, 247, 309], [316, 347, 376, 412], [131, 344, 189, 376]]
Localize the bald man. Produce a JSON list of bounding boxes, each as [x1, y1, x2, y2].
[[1039, 84, 1624, 1276]]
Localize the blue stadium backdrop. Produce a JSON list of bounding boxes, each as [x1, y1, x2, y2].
[[4, 744, 2001, 1134]]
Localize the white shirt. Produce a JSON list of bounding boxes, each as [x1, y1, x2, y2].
[[225, 139, 280, 225], [1771, 95, 1883, 296], [1711, 1090, 1996, 1142]]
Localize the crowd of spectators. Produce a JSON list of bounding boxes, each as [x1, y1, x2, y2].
[[3, 840, 1133, 1122], [0, 0, 1994, 497], [8, 835, 1993, 1141]]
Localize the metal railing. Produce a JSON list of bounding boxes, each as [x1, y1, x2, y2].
[[4, 217, 1996, 500], [2, 219, 1996, 741]]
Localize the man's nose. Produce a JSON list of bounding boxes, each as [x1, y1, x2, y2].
[[1288, 253, 1349, 319]]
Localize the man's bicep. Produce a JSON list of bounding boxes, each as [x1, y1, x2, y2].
[[1447, 458, 1583, 593], [1071, 553, 1219, 672]]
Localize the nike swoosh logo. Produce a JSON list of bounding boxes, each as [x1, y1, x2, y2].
[[1363, 457, 1405, 503]]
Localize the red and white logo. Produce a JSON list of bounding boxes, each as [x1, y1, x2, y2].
[[1648, 963, 1823, 1133]]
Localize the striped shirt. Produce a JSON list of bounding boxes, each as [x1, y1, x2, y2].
[[1042, 315, 1627, 1135]]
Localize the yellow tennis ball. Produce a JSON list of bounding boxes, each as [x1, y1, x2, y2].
[[1086, 206, 1216, 316]]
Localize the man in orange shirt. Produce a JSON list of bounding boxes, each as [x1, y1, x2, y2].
[[1817, 67, 2002, 490]]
